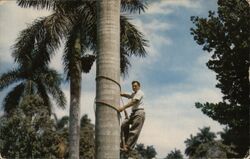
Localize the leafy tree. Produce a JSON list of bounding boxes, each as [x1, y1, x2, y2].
[[191, 0, 250, 157], [185, 127, 234, 158], [80, 114, 95, 159], [52, 114, 69, 158], [0, 95, 57, 158], [192, 141, 234, 159], [134, 143, 157, 159], [165, 148, 184, 159], [185, 127, 216, 157]]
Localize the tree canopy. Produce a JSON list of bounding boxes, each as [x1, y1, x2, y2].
[[191, 0, 250, 157]]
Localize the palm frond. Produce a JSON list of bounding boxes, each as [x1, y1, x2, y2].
[[38, 69, 66, 109], [2, 83, 25, 114], [36, 82, 52, 114], [13, 13, 72, 68], [54, 0, 84, 14], [57, 116, 69, 129], [12, 18, 43, 67], [17, 0, 56, 10], [63, 26, 83, 80], [120, 48, 131, 76], [46, 85, 66, 109], [121, 0, 147, 14], [0, 69, 22, 91], [120, 16, 148, 57], [44, 12, 73, 47]]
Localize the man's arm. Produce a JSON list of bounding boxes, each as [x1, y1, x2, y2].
[[121, 93, 132, 99], [118, 99, 139, 112]]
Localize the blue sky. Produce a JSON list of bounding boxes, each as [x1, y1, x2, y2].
[[0, 0, 225, 158]]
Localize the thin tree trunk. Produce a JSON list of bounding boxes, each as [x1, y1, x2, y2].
[[96, 0, 121, 158], [69, 32, 82, 159]]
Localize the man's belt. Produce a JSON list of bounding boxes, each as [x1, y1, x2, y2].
[[132, 108, 144, 112]]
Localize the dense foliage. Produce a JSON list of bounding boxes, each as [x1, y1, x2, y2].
[[191, 0, 250, 157], [165, 148, 184, 159], [184, 127, 234, 158]]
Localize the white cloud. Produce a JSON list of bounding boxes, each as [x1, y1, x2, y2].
[[0, 1, 51, 64], [49, 44, 65, 74], [146, 0, 201, 15], [129, 18, 172, 67], [138, 87, 223, 158]]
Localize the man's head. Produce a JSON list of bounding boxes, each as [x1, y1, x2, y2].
[[132, 81, 141, 92]]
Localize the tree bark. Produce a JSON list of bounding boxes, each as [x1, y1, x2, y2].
[[69, 32, 82, 159], [96, 0, 121, 158]]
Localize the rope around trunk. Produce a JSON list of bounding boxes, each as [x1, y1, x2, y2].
[[95, 75, 121, 112]]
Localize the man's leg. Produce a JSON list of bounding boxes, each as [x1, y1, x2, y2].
[[121, 119, 130, 149], [126, 111, 145, 149]]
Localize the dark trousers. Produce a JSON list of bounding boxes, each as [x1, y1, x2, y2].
[[121, 109, 145, 149]]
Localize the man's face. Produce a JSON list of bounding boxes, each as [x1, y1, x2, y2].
[[132, 83, 140, 92]]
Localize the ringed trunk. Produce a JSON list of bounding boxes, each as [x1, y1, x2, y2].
[[96, 0, 121, 158]]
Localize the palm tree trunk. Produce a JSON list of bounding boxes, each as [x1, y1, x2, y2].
[[69, 32, 82, 159], [96, 0, 121, 158]]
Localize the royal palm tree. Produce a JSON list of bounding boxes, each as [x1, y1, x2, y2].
[[95, 0, 121, 158], [15, 1, 147, 158]]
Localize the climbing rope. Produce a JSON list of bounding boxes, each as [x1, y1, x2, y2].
[[96, 75, 121, 91], [94, 75, 128, 124]]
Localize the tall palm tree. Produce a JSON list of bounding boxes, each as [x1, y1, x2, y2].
[[95, 0, 121, 158], [15, 1, 148, 158]]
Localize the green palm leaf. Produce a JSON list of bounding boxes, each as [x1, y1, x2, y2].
[[0, 69, 21, 91], [121, 0, 147, 13], [3, 83, 25, 114]]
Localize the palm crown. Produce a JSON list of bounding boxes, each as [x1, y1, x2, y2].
[[15, 0, 148, 78]]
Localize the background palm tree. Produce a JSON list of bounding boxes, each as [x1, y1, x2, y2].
[[184, 135, 201, 157], [165, 148, 184, 159], [0, 57, 66, 115], [196, 127, 216, 143], [185, 127, 221, 158], [15, 1, 147, 158]]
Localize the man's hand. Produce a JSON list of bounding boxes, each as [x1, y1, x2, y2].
[[120, 92, 126, 96], [118, 106, 124, 112]]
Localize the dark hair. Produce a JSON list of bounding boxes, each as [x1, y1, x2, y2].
[[132, 81, 141, 87]]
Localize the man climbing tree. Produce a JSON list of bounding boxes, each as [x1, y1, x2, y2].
[[119, 81, 145, 152]]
